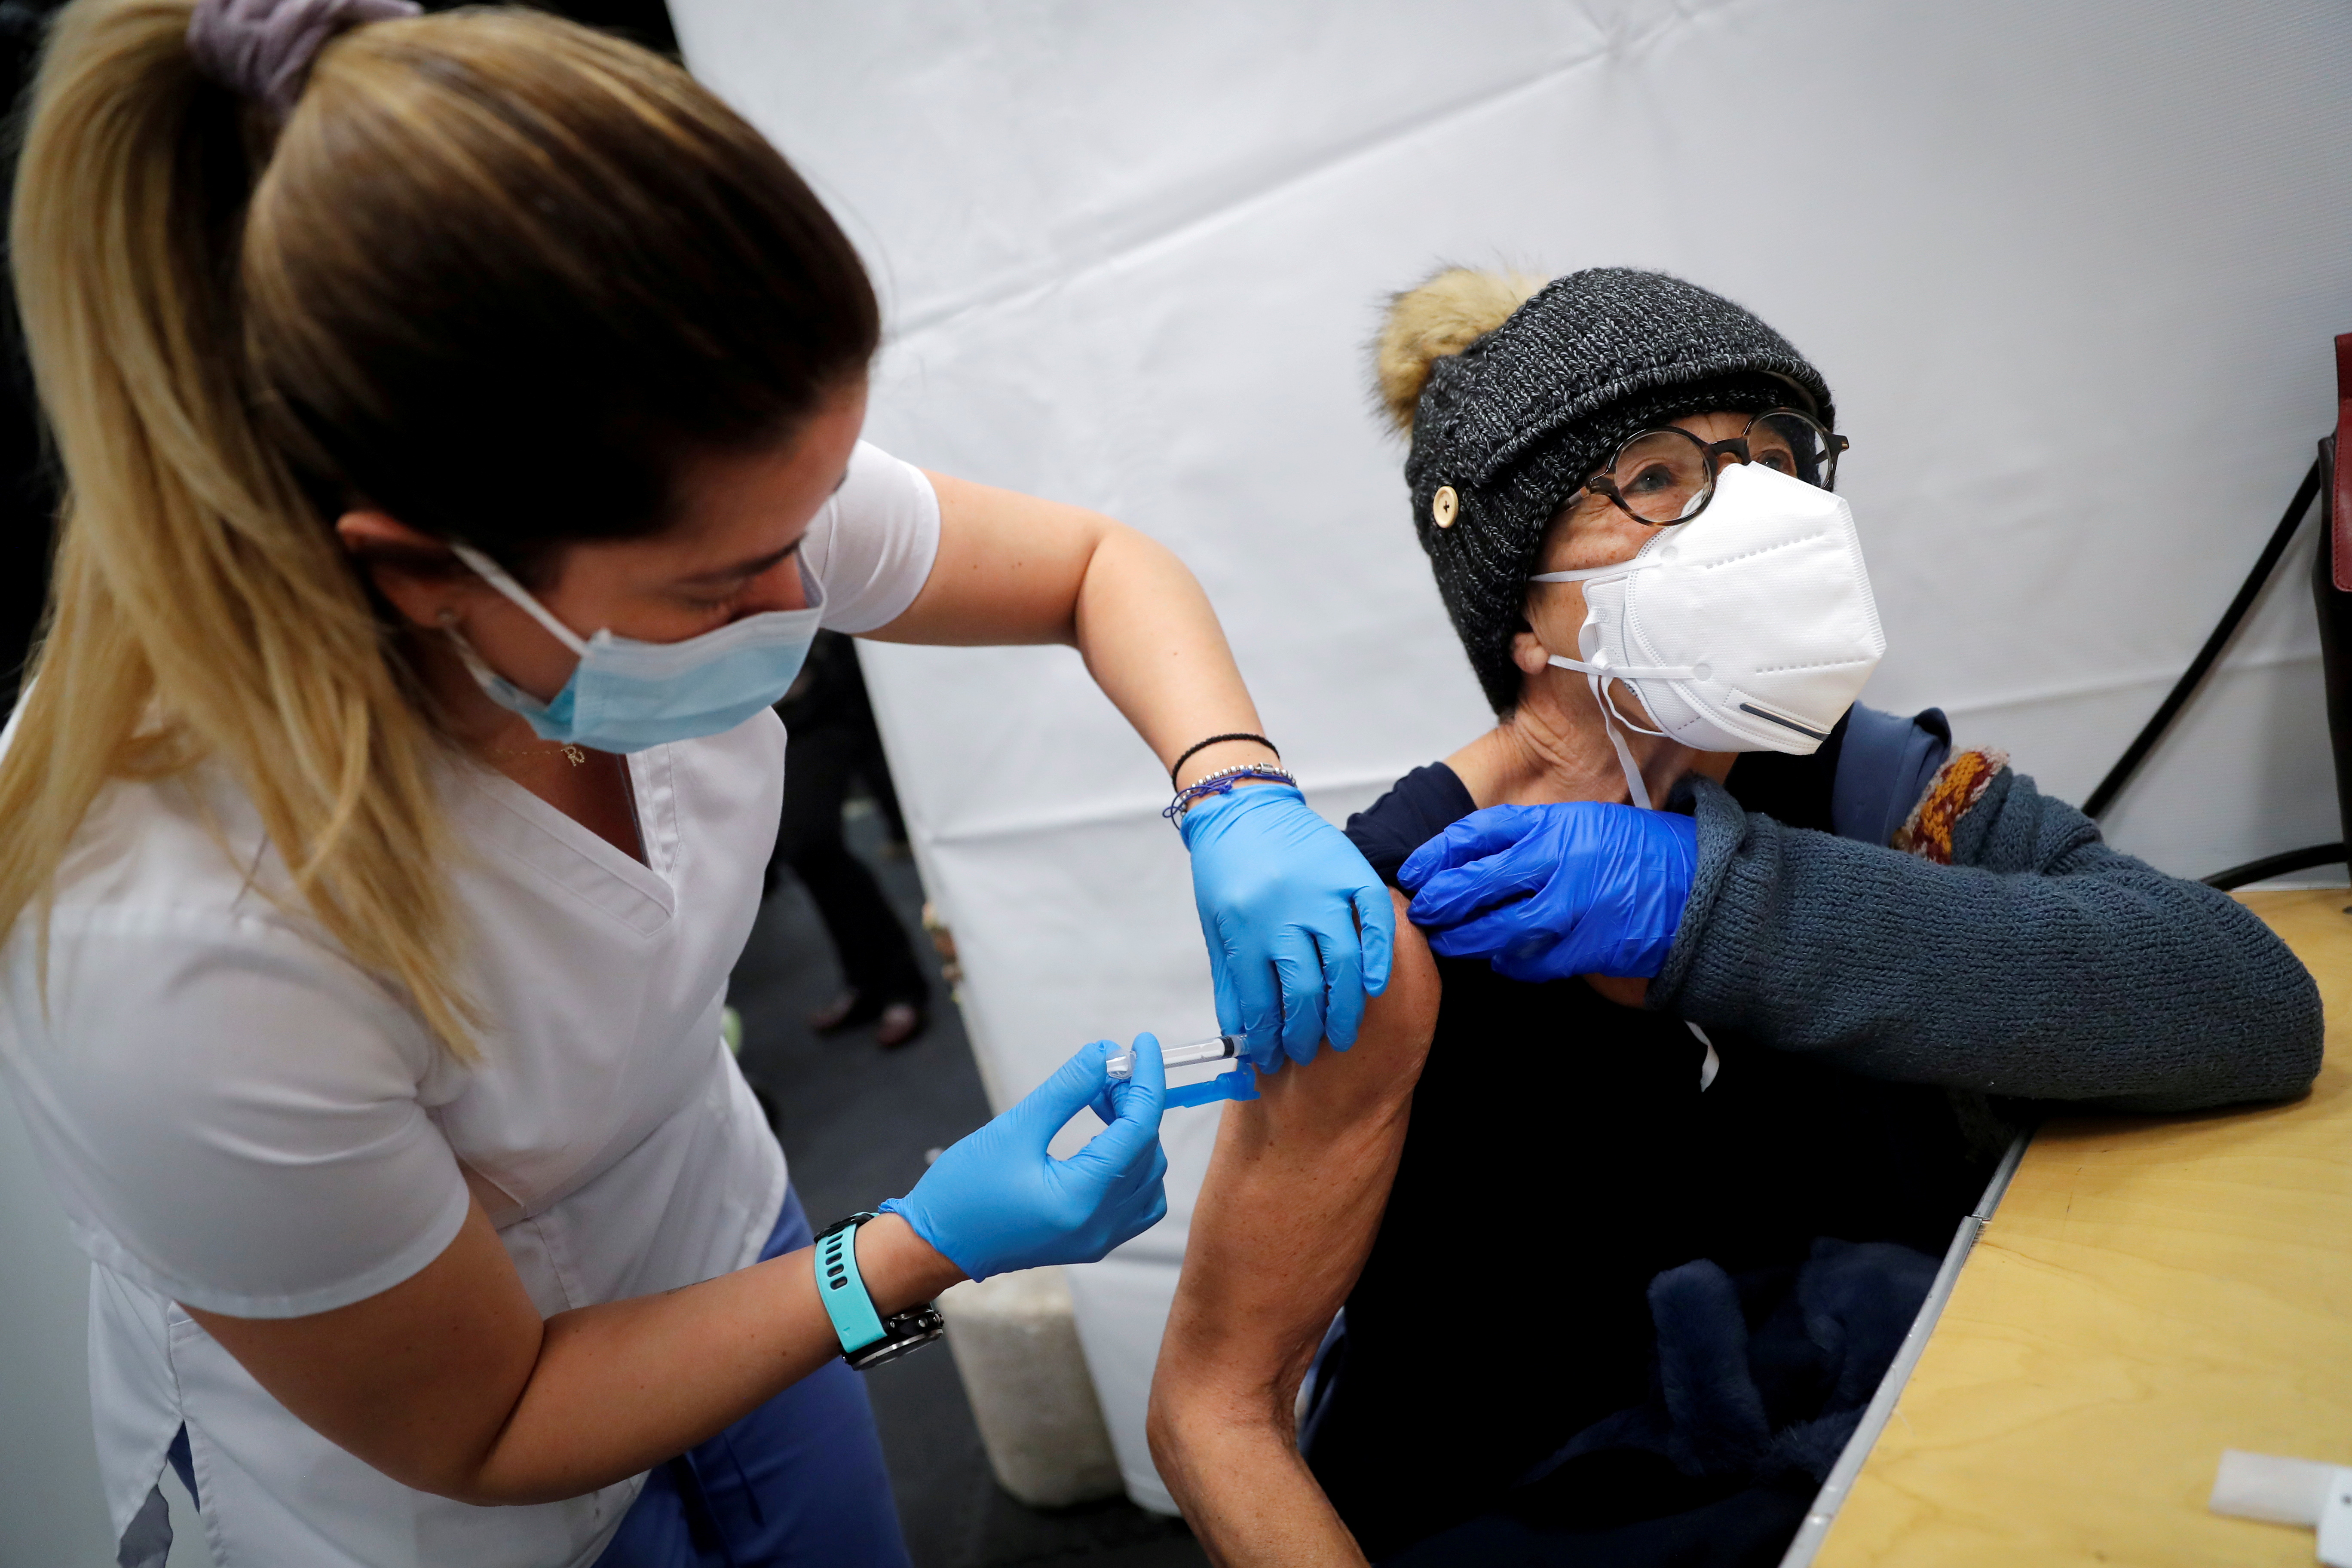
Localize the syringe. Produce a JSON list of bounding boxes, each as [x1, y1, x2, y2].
[[1105, 1034, 1241, 1080]]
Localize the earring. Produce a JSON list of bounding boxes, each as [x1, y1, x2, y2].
[[435, 609, 459, 629]]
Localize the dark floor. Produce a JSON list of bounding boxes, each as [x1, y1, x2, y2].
[[729, 802, 1207, 1568]]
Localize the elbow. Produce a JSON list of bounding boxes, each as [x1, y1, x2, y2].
[[429, 1474, 588, 1511], [382, 1461, 509, 1510], [405, 1455, 542, 1509], [2208, 976, 2325, 1108], [2104, 969, 2325, 1114], [1144, 1390, 1181, 1479], [2262, 984, 2326, 1101], [2192, 900, 2329, 1106], [403, 1450, 590, 1510], [2199, 949, 2326, 1109], [1148, 1353, 1297, 1516], [1146, 1371, 1225, 1484], [1146, 1381, 1207, 1516]]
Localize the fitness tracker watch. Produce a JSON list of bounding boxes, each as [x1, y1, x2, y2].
[[813, 1212, 946, 1372]]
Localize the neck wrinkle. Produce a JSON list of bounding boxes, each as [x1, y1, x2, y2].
[[1451, 662, 1720, 811]]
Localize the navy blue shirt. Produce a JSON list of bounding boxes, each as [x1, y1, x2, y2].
[[1305, 707, 1980, 1563]]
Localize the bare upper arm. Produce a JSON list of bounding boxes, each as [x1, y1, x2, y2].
[[1155, 890, 1439, 1416], [185, 1196, 544, 1501], [863, 471, 1118, 647]]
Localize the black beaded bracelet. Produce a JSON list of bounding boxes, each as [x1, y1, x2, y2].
[[1168, 732, 1279, 788]]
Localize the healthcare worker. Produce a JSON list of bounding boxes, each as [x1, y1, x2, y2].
[[0, 3, 1390, 1565]]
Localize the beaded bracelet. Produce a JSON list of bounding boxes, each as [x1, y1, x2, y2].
[[1168, 732, 1279, 788], [1163, 763, 1297, 822]]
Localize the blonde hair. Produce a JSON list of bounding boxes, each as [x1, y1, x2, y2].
[[3, 0, 878, 1057], [1373, 266, 1545, 433]]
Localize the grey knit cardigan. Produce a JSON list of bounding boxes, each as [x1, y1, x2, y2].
[[1653, 770, 2325, 1114]]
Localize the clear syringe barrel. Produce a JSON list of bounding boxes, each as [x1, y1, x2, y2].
[[1105, 1033, 1240, 1080]]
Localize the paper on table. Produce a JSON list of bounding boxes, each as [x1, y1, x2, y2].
[[2210, 1449, 2352, 1567]]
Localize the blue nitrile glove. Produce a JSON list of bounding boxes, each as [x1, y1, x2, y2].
[[1397, 802, 1697, 985], [881, 1036, 1167, 1282], [1179, 784, 1395, 1072]]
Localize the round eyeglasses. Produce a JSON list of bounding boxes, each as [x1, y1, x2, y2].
[[1574, 409, 1849, 526]]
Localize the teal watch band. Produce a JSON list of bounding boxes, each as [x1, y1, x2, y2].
[[816, 1215, 886, 1354]]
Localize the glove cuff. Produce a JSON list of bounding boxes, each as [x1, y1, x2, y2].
[[1175, 779, 1305, 848], [875, 1196, 981, 1282]]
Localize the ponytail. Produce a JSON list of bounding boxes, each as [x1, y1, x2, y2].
[[3, 0, 878, 1058], [5, 0, 477, 1051]]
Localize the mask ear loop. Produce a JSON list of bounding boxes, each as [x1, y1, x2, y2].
[[448, 542, 591, 656], [1529, 560, 1694, 811], [1543, 656, 1689, 808]]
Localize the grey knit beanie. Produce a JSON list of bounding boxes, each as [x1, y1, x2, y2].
[[1379, 267, 1834, 714]]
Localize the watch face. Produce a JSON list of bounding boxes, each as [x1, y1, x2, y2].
[[845, 1308, 946, 1372]]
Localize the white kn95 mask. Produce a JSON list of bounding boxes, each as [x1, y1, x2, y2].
[[1528, 459, 1885, 808]]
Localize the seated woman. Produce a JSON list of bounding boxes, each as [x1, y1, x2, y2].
[[1146, 267, 2323, 1567]]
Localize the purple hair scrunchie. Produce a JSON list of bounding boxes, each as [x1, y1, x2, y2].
[[186, 0, 421, 119]]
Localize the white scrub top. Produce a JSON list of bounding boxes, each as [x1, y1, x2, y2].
[[0, 443, 940, 1568]]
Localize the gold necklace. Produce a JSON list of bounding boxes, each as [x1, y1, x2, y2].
[[484, 741, 588, 767]]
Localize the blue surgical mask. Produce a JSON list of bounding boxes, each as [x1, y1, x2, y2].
[[446, 543, 822, 753]]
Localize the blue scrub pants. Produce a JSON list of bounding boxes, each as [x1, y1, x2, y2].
[[595, 1186, 913, 1568]]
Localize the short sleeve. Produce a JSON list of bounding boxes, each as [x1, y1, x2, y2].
[[3, 906, 470, 1319], [801, 441, 942, 634], [1343, 763, 1477, 886]]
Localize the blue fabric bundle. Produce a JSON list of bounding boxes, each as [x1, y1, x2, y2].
[[1386, 1238, 1939, 1568]]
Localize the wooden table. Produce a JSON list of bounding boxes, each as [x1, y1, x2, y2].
[[1815, 888, 2352, 1567]]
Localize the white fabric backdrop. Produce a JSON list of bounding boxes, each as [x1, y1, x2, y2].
[[675, 0, 2352, 1511]]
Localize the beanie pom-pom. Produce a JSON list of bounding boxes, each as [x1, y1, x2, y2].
[[1373, 266, 1545, 433]]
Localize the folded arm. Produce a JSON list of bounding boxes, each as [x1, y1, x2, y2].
[[1655, 770, 2324, 1111], [1149, 890, 1438, 1567]]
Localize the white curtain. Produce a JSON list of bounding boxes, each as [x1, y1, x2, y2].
[[676, 0, 2351, 1511]]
